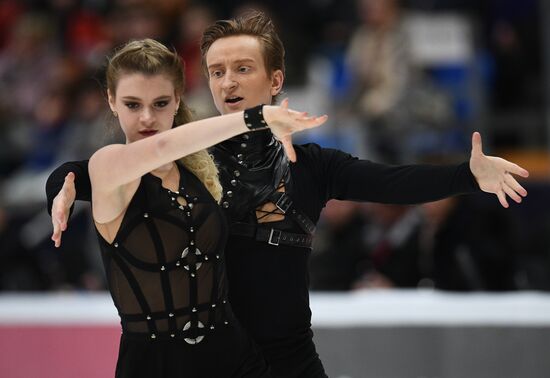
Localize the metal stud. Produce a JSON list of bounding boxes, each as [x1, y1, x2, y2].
[[190, 240, 195, 245], [222, 201, 229, 208], [161, 266, 165, 271], [241, 143, 247, 148], [210, 325, 215, 330], [211, 304, 216, 308], [224, 321, 229, 325], [230, 179, 237, 186], [183, 321, 205, 344], [143, 213, 149, 218], [216, 255, 220, 259], [188, 203, 193, 209], [192, 307, 197, 312], [190, 273, 195, 277], [237, 153, 243, 159], [233, 170, 240, 177], [243, 134, 249, 140], [176, 261, 181, 267], [169, 313, 174, 317], [113, 242, 118, 248], [226, 191, 233, 197], [171, 334, 175, 338], [190, 227, 194, 233], [151, 334, 156, 339], [146, 315, 151, 320], [204, 256, 209, 261]]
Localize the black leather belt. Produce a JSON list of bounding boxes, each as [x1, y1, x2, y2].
[[230, 222, 313, 249]]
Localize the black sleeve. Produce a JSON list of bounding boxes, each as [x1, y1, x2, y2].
[[310, 145, 480, 204], [45, 160, 91, 216]]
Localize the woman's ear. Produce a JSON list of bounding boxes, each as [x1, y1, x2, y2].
[[175, 93, 181, 111], [107, 89, 116, 112]]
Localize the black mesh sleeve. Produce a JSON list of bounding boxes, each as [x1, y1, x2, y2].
[[45, 160, 91, 216]]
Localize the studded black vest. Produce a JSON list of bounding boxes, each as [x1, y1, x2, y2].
[[211, 129, 290, 222], [96, 162, 232, 343]]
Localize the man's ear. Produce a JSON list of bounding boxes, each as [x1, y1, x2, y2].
[[270, 69, 284, 96]]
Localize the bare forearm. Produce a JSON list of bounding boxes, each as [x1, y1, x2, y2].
[[89, 111, 248, 191]]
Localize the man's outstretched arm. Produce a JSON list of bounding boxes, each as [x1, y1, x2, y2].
[[45, 160, 91, 247]]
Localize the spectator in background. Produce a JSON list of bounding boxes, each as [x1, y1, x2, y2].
[[345, 0, 454, 163], [309, 200, 371, 291], [310, 196, 520, 292], [345, 0, 413, 163], [310, 202, 425, 291], [421, 196, 519, 291], [352, 203, 424, 289], [175, 4, 219, 119]]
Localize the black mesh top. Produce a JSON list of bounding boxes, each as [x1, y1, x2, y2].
[[95, 162, 232, 343]]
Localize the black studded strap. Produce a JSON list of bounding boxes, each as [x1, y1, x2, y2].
[[243, 104, 268, 130], [267, 191, 316, 235]]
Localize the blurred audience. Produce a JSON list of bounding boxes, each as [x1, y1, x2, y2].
[[310, 195, 523, 292], [0, 0, 547, 293]]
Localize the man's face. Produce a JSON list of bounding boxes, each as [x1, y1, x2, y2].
[[205, 35, 283, 115]]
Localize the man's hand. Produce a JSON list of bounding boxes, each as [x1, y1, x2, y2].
[[51, 172, 76, 247], [469, 132, 529, 208]]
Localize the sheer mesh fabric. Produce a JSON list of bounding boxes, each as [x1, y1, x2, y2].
[[97, 163, 230, 342]]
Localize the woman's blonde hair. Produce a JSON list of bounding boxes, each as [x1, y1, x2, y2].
[[106, 38, 222, 202]]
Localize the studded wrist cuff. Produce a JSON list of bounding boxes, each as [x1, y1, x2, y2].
[[243, 104, 268, 131]]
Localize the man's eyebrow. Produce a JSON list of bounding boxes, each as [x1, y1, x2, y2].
[[207, 58, 256, 70]]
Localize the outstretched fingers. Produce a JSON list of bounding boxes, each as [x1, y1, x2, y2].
[[280, 135, 297, 162], [496, 190, 509, 208], [50, 172, 75, 248], [503, 183, 523, 204], [298, 114, 328, 130], [471, 131, 483, 156], [504, 160, 529, 178], [280, 98, 289, 109], [504, 173, 527, 198]]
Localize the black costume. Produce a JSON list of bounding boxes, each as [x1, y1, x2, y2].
[[47, 130, 480, 378], [88, 162, 270, 378]]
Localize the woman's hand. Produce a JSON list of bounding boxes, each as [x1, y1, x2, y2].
[[51, 172, 76, 247], [263, 99, 328, 162]]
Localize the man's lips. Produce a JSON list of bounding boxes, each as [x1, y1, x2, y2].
[[225, 96, 243, 104]]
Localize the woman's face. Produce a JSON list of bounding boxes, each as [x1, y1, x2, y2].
[[108, 73, 180, 143]]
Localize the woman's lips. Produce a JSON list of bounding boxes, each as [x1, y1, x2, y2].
[[139, 130, 158, 137]]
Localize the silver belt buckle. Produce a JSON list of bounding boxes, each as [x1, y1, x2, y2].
[[268, 229, 281, 246]]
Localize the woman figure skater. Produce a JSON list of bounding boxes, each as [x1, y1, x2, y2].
[[87, 38, 325, 377]]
